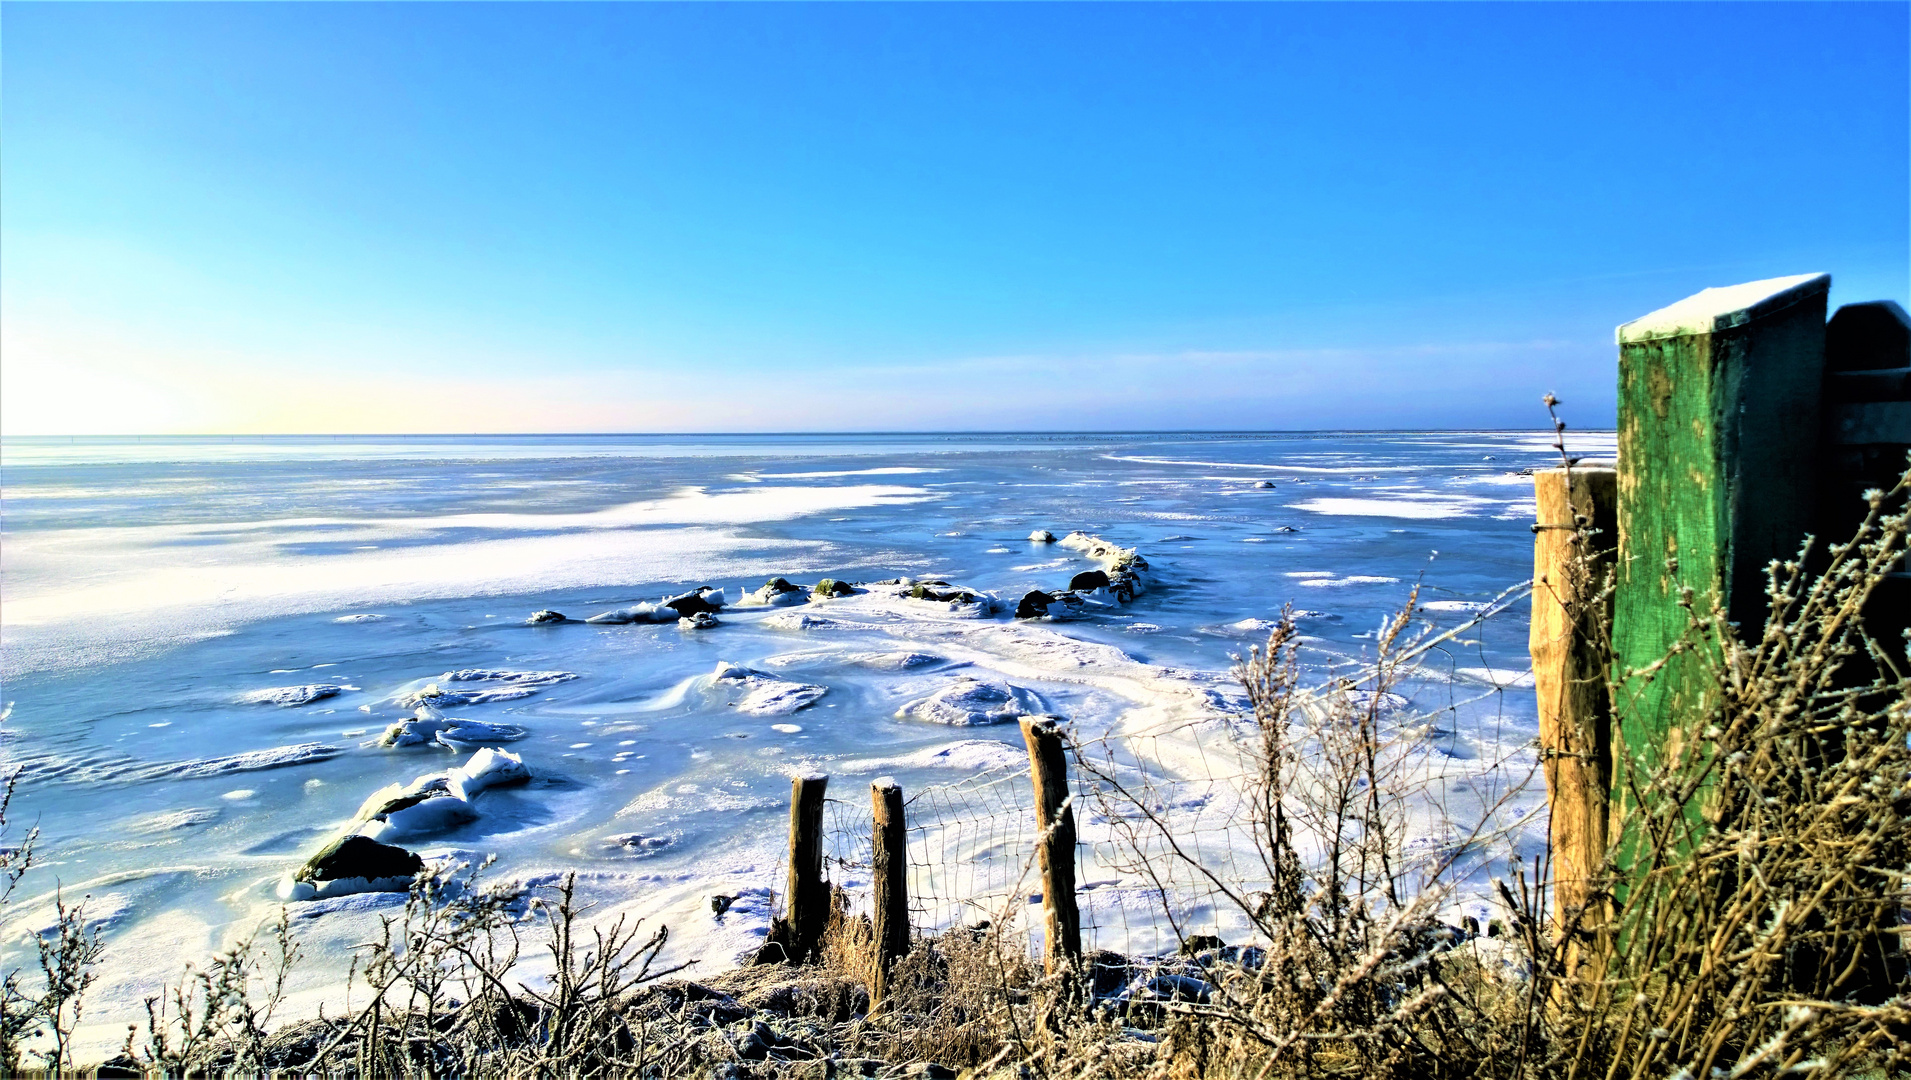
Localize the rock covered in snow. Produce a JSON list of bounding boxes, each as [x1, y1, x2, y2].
[[739, 578, 807, 607], [1016, 590, 1057, 619], [526, 610, 568, 625], [679, 611, 721, 630], [1029, 529, 1057, 543], [895, 677, 1037, 726], [811, 578, 857, 598], [241, 684, 343, 707], [1253, 480, 1276, 489], [447, 747, 530, 801], [664, 587, 726, 617], [278, 835, 423, 901], [376, 707, 526, 749], [1014, 532, 1153, 619]]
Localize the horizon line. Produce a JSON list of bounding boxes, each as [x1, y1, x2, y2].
[[1, 426, 1611, 440]]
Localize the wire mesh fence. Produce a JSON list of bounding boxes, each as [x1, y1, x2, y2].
[[797, 602, 1543, 968]]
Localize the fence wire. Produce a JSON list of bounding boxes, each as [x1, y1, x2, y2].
[[803, 600, 1541, 964]]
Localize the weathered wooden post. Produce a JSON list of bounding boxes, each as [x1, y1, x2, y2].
[[1020, 716, 1082, 971], [761, 772, 830, 964], [1611, 273, 1830, 833], [869, 777, 909, 1008], [1530, 465, 1617, 947]]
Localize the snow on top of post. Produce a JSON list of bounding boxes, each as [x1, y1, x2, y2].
[[1616, 273, 1829, 344]]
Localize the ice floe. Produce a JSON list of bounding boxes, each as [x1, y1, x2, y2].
[[175, 742, 343, 779], [707, 662, 827, 716], [836, 738, 1027, 774], [376, 707, 527, 749], [240, 684, 343, 707], [894, 677, 1041, 726]]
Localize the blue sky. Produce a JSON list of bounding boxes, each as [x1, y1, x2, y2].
[[3, 2, 1906, 435]]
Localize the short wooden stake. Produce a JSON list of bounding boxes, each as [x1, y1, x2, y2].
[[769, 772, 830, 964], [1020, 716, 1082, 971], [870, 777, 909, 1008], [1530, 465, 1617, 966]]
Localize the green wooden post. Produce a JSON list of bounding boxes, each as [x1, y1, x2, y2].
[[1611, 273, 1830, 822]]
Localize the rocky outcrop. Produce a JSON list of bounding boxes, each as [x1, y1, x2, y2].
[[278, 834, 424, 901], [811, 578, 857, 598], [526, 610, 567, 625], [665, 588, 727, 617], [1069, 570, 1111, 591], [1015, 533, 1153, 618], [278, 748, 530, 901], [741, 578, 807, 607], [1029, 529, 1057, 543]]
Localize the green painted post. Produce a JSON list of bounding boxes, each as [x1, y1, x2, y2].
[[1611, 273, 1830, 823]]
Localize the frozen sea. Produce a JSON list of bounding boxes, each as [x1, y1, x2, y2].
[[0, 429, 1613, 1049]]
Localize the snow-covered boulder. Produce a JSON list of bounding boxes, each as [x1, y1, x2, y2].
[[679, 611, 721, 630], [1029, 529, 1056, 543], [526, 609, 567, 624], [664, 588, 726, 617], [277, 835, 423, 901], [738, 578, 808, 607], [447, 748, 530, 801]]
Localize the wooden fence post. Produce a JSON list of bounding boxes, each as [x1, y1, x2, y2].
[[1020, 716, 1082, 972], [761, 772, 829, 964], [1611, 273, 1829, 840], [870, 777, 909, 1008], [1530, 465, 1617, 958]]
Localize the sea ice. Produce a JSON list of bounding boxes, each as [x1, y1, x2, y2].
[[240, 684, 343, 707], [894, 678, 1038, 726], [174, 742, 343, 778], [707, 661, 827, 715]]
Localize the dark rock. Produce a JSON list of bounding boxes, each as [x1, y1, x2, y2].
[[306, 834, 423, 883], [1138, 973, 1212, 1004], [1254, 480, 1276, 489], [665, 589, 723, 616], [908, 584, 976, 603], [761, 577, 800, 595], [812, 578, 856, 598], [1086, 949, 1132, 997], [526, 609, 566, 624], [734, 1020, 776, 1060], [1069, 569, 1111, 591], [1178, 933, 1225, 956], [1015, 590, 1055, 619], [711, 894, 735, 916], [1028, 529, 1057, 543], [679, 611, 720, 630]]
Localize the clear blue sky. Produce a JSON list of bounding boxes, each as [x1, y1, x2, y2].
[[3, 2, 1906, 434]]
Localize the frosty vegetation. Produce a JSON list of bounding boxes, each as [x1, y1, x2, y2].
[[2, 463, 1906, 1079]]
